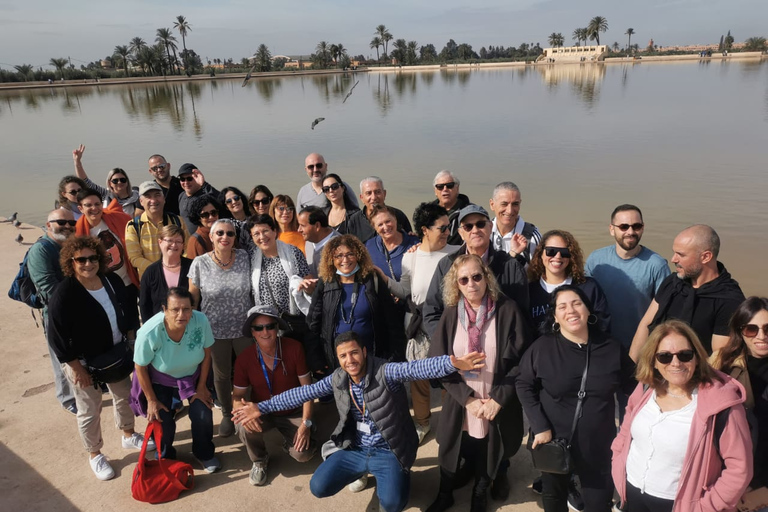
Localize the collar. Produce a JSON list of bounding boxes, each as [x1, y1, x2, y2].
[[491, 216, 525, 239]]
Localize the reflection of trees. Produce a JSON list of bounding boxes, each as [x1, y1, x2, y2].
[[456, 70, 471, 87], [312, 74, 354, 104], [254, 78, 281, 102], [117, 82, 203, 134], [440, 69, 457, 85], [393, 72, 417, 97], [372, 73, 391, 115], [537, 63, 606, 108], [421, 71, 435, 87]]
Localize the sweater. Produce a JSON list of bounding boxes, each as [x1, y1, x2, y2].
[[139, 257, 192, 323]]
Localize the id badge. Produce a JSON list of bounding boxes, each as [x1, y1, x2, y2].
[[461, 370, 480, 380], [356, 421, 371, 434]]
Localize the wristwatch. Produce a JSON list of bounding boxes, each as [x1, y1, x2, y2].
[[303, 419, 313, 428]]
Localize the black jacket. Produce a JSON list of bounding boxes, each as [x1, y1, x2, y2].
[[345, 205, 413, 243], [430, 193, 472, 246], [139, 257, 192, 323]]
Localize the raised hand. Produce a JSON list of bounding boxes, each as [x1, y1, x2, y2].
[[451, 351, 487, 372], [72, 144, 86, 163]]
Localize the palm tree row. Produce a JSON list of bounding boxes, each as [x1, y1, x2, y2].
[[570, 16, 608, 46], [108, 15, 189, 77]]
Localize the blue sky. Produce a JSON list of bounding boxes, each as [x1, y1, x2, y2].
[[1, 0, 765, 68]]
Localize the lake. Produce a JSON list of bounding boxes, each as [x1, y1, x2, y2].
[[1, 59, 766, 294]]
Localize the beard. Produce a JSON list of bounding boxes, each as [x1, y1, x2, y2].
[[616, 234, 640, 251], [50, 229, 73, 242], [676, 263, 702, 280]]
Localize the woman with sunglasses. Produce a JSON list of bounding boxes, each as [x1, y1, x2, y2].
[[321, 173, 360, 234], [139, 224, 192, 323], [710, 297, 768, 489], [186, 195, 226, 259], [249, 184, 274, 217], [612, 319, 752, 512], [56, 175, 87, 220], [47, 235, 146, 481], [528, 230, 610, 336], [427, 254, 529, 512], [188, 218, 253, 438], [517, 285, 635, 512], [270, 195, 306, 255], [72, 144, 142, 217]]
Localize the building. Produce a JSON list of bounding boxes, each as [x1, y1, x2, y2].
[[541, 45, 608, 62]]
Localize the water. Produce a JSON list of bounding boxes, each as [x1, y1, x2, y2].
[[1, 60, 767, 294]]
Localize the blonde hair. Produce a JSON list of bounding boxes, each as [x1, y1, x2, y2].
[[442, 254, 501, 307], [157, 224, 185, 242], [317, 235, 375, 283]]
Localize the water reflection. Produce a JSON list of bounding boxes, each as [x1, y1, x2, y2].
[[421, 71, 435, 88], [537, 63, 606, 108], [311, 74, 356, 104], [118, 83, 204, 136], [253, 78, 281, 102], [393, 73, 417, 97], [372, 73, 391, 115]]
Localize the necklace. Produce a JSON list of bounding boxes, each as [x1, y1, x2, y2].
[[212, 250, 232, 267], [665, 391, 690, 399], [163, 261, 181, 269]]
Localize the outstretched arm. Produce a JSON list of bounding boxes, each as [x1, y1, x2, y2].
[[234, 373, 334, 427], [383, 352, 485, 385]]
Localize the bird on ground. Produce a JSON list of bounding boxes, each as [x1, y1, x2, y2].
[[15, 233, 23, 245], [311, 117, 326, 130], [241, 66, 256, 87], [4, 212, 17, 223], [13, 220, 21, 228], [342, 81, 359, 104]]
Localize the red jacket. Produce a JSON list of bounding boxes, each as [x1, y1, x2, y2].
[[611, 371, 752, 512]]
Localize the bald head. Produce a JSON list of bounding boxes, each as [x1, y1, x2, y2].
[[679, 224, 720, 258], [47, 208, 76, 243], [304, 153, 327, 183]]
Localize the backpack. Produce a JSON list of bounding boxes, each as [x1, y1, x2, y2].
[[8, 237, 55, 326], [129, 213, 181, 237]]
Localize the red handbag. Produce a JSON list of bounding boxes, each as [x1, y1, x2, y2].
[[131, 421, 194, 503]]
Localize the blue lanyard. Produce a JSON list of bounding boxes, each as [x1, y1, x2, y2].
[[256, 345, 279, 397]]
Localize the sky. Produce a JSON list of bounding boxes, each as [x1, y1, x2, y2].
[[1, 0, 766, 69]]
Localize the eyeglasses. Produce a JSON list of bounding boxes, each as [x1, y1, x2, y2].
[[612, 223, 644, 231], [544, 247, 571, 258], [435, 182, 456, 191], [251, 322, 278, 332], [161, 238, 183, 246], [655, 350, 695, 364], [73, 255, 100, 264], [178, 175, 194, 182], [214, 230, 235, 237], [66, 189, 82, 196], [277, 206, 294, 213], [433, 225, 450, 233], [306, 163, 324, 170], [110, 177, 128, 184], [167, 307, 192, 315], [251, 198, 271, 206], [742, 323, 768, 338], [225, 195, 241, 205], [50, 219, 77, 227], [461, 220, 488, 232], [322, 182, 342, 193], [333, 252, 356, 261], [458, 273, 484, 286], [150, 164, 167, 172], [199, 210, 219, 220]]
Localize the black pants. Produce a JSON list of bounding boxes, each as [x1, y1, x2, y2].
[[625, 482, 673, 512], [439, 433, 492, 497]]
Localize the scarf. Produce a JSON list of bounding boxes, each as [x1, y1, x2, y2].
[[458, 294, 496, 353]]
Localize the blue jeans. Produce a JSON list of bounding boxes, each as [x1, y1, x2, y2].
[[310, 447, 410, 512], [151, 383, 215, 461]]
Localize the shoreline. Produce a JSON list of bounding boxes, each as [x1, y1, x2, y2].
[[1, 51, 764, 91]]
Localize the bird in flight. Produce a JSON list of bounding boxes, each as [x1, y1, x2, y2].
[[311, 117, 326, 130]]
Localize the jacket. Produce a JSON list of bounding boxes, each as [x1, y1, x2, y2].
[[138, 257, 192, 323], [611, 373, 753, 512], [251, 240, 307, 315], [345, 205, 413, 243]]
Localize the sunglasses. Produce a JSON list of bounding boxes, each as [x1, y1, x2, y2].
[[50, 219, 77, 227], [742, 323, 768, 338], [178, 175, 194, 182], [251, 322, 278, 332], [225, 195, 241, 205], [458, 273, 483, 286], [435, 182, 456, 191], [612, 223, 644, 231], [461, 220, 488, 232], [277, 206, 294, 213], [433, 225, 450, 233], [199, 210, 219, 220], [66, 189, 82, 196], [306, 163, 324, 170], [110, 177, 128, 184], [214, 230, 235, 237], [322, 182, 342, 193], [150, 164, 167, 171], [655, 350, 695, 364], [251, 198, 271, 206], [73, 255, 100, 264], [544, 247, 571, 258]]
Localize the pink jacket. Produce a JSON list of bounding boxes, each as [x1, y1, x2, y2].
[[611, 371, 753, 512]]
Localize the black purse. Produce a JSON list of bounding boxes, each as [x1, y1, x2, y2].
[[86, 340, 134, 384], [527, 341, 590, 475]]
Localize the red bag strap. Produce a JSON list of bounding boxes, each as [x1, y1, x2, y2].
[[140, 420, 193, 491]]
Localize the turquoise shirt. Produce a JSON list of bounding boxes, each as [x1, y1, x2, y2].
[[134, 310, 215, 378]]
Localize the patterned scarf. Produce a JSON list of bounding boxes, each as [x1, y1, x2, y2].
[[458, 294, 496, 353]]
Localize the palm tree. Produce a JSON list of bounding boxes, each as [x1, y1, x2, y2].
[[13, 64, 33, 81], [625, 28, 635, 51], [254, 44, 272, 72], [406, 41, 418, 65], [174, 15, 192, 70], [156, 28, 179, 74], [391, 38, 407, 64], [335, 43, 347, 63], [612, 41, 620, 52], [315, 41, 330, 68], [370, 37, 382, 61], [129, 37, 147, 57], [375, 25, 393, 56], [49, 57, 69, 79], [548, 33, 564, 47], [587, 16, 609, 45], [113, 45, 131, 76], [744, 36, 767, 52], [572, 28, 588, 46], [329, 44, 339, 67]]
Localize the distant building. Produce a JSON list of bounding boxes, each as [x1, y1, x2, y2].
[[541, 45, 608, 62]]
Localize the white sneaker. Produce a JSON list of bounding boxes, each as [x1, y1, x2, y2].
[[249, 457, 269, 486], [348, 474, 368, 492], [415, 423, 431, 445], [89, 454, 115, 481], [122, 432, 156, 451]]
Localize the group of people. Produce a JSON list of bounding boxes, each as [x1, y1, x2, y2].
[[27, 146, 766, 512]]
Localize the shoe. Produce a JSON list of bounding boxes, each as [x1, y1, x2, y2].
[[348, 474, 368, 492], [249, 457, 268, 486], [425, 492, 454, 512], [213, 399, 222, 410], [219, 416, 235, 437], [490, 471, 510, 501], [470, 493, 488, 512], [122, 432, 156, 451], [415, 423, 431, 445], [100, 383, 109, 394], [64, 403, 78, 415], [567, 478, 585, 512], [531, 476, 543, 495], [612, 501, 626, 512], [196, 455, 221, 473], [89, 454, 115, 481]]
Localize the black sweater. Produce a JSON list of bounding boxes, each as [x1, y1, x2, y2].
[[528, 277, 611, 336], [139, 257, 192, 323]]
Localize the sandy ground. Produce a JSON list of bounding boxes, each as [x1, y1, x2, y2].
[[0, 218, 543, 511]]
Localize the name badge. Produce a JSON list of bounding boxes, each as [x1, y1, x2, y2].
[[356, 421, 371, 434], [461, 370, 480, 379]]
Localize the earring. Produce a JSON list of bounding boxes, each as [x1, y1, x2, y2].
[[587, 314, 598, 325], [552, 322, 561, 332]]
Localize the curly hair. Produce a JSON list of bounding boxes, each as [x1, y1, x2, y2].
[[106, 168, 133, 195], [270, 195, 298, 233], [188, 195, 225, 227], [317, 234, 375, 283], [528, 229, 586, 285], [413, 202, 448, 240], [57, 175, 87, 206], [59, 236, 108, 277], [220, 186, 252, 217], [442, 254, 501, 307], [714, 297, 768, 373], [636, 319, 718, 393]]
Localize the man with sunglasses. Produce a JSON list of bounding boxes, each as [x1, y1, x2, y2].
[[431, 170, 472, 246], [176, 163, 219, 234], [147, 154, 183, 216], [629, 224, 745, 360], [296, 153, 359, 209], [27, 209, 78, 414], [346, 176, 412, 242]]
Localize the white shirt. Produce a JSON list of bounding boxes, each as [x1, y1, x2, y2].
[[305, 228, 340, 276], [86, 286, 122, 344], [491, 216, 540, 257]]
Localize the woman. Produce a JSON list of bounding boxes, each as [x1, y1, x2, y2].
[[188, 218, 253, 438], [72, 144, 142, 217], [322, 173, 359, 234], [139, 224, 192, 323], [612, 319, 753, 512], [711, 297, 768, 488], [249, 184, 274, 216], [518, 285, 635, 512], [270, 195, 305, 255], [186, 195, 224, 258], [384, 203, 460, 443], [365, 204, 419, 282], [56, 175, 87, 220], [133, 288, 220, 473], [47, 236, 147, 481], [307, 234, 407, 373], [221, 186, 251, 222], [426, 254, 528, 512], [528, 229, 610, 336]]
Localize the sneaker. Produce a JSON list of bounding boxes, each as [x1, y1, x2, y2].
[[219, 416, 235, 438], [531, 476, 543, 495], [567, 479, 585, 512], [415, 423, 431, 445], [612, 501, 626, 512], [196, 455, 221, 473], [348, 474, 368, 492], [249, 457, 269, 486], [213, 399, 222, 410], [89, 454, 115, 481], [64, 403, 78, 415], [122, 432, 156, 452]]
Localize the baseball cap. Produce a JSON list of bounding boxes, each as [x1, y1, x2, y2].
[[457, 204, 490, 224], [178, 163, 198, 176], [138, 181, 163, 196]]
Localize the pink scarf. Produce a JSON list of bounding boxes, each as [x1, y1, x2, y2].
[[458, 294, 496, 353]]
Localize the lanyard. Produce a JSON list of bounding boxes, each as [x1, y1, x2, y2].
[[348, 380, 366, 417], [382, 244, 397, 281], [339, 282, 361, 324], [256, 345, 279, 397]]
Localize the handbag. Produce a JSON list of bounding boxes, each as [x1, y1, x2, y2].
[[132, 421, 194, 503], [264, 275, 308, 338], [527, 340, 590, 475], [85, 340, 134, 384]]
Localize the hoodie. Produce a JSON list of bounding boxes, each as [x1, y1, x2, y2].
[[611, 371, 753, 512]]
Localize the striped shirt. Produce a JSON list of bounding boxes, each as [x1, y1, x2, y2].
[[124, 212, 190, 278]]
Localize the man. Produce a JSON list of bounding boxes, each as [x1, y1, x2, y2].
[[346, 177, 412, 243], [233, 306, 316, 486], [431, 170, 472, 246], [489, 182, 541, 266], [125, 181, 189, 279], [629, 224, 745, 360], [297, 206, 340, 276], [177, 163, 219, 234], [147, 154, 183, 215], [296, 153, 359, 209], [27, 209, 77, 414], [586, 204, 670, 349], [233, 330, 484, 512]]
